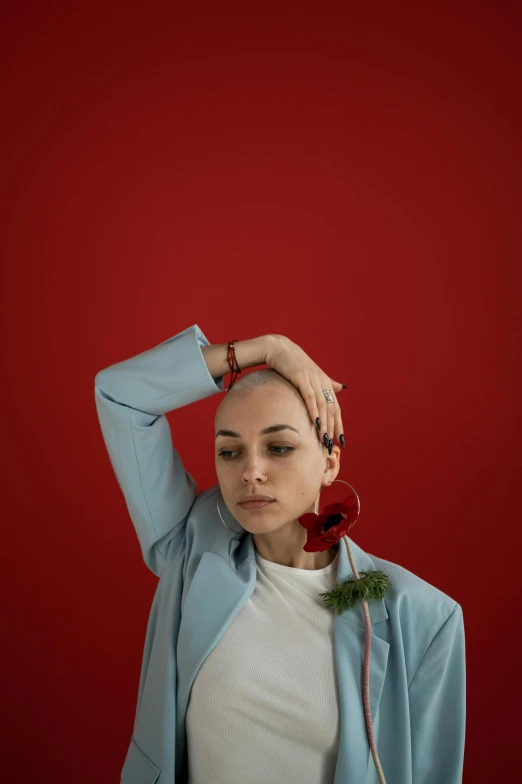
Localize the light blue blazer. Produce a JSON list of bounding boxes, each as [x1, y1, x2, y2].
[[94, 324, 466, 784]]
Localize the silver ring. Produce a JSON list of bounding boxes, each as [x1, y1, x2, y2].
[[322, 388, 335, 404]]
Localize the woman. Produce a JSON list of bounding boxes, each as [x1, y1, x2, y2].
[[94, 324, 466, 784]]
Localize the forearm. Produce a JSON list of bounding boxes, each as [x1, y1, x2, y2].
[[201, 335, 272, 379]]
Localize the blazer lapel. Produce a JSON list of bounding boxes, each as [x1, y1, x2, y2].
[[176, 525, 389, 783], [176, 545, 257, 762]]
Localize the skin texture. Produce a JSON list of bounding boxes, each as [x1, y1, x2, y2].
[[214, 370, 341, 570]]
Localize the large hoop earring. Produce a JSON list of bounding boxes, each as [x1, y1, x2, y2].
[[314, 478, 360, 531], [216, 487, 238, 532]]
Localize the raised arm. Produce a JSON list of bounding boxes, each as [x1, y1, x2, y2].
[[94, 324, 269, 576]]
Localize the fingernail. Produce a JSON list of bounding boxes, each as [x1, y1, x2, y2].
[[328, 441, 333, 455], [323, 432, 329, 447], [316, 417, 321, 430], [340, 434, 345, 449], [341, 384, 347, 389]]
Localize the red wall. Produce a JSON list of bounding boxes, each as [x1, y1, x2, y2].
[[3, 2, 521, 781]]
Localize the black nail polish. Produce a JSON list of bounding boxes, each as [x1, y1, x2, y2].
[[328, 441, 333, 455], [340, 434, 345, 449], [341, 384, 348, 389], [316, 417, 321, 430], [323, 432, 329, 447]]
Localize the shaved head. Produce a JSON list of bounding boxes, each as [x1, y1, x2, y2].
[[215, 368, 309, 423]]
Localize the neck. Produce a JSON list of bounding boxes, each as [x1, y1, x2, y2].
[[253, 537, 339, 570]]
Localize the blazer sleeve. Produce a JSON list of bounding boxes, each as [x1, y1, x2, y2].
[[94, 323, 225, 576], [408, 602, 466, 784]]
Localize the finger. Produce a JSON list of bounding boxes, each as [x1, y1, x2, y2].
[[332, 382, 346, 447], [326, 393, 337, 452], [324, 384, 340, 452], [309, 381, 328, 447], [334, 404, 345, 449], [331, 379, 345, 394], [299, 382, 322, 437], [313, 382, 333, 450], [326, 384, 343, 446]]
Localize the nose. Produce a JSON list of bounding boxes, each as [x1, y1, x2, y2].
[[242, 470, 267, 483], [241, 460, 268, 484]]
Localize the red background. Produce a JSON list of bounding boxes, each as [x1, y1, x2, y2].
[[2, 1, 521, 781]]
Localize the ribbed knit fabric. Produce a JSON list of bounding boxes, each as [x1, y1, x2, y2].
[[186, 545, 343, 784]]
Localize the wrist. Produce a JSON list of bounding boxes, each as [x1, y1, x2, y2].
[[234, 335, 273, 370]]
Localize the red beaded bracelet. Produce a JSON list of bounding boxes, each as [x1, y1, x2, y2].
[[226, 341, 241, 391]]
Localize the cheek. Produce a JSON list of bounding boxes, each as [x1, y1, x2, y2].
[[215, 461, 228, 480], [215, 462, 239, 493]]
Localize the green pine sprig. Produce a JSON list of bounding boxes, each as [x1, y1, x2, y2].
[[319, 569, 391, 616]]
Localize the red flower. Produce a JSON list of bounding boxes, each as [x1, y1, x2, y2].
[[298, 494, 359, 552]]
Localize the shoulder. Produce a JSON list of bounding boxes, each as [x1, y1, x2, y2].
[[367, 549, 462, 665], [193, 484, 220, 506], [190, 484, 222, 518], [184, 484, 230, 547], [370, 550, 458, 610]]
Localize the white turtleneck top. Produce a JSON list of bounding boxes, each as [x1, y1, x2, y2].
[[186, 545, 342, 784]]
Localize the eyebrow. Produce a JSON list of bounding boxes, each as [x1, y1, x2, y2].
[[215, 424, 301, 440]]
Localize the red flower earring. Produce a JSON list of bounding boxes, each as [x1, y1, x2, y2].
[[298, 479, 360, 553]]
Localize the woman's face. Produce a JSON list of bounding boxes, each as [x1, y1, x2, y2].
[[214, 384, 336, 533]]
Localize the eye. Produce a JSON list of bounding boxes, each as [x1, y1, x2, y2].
[[218, 446, 295, 460], [271, 446, 294, 455]]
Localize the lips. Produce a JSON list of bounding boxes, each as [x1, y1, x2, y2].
[[238, 500, 274, 510]]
